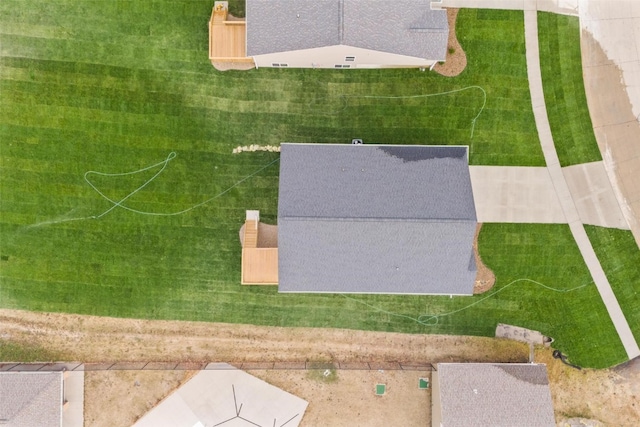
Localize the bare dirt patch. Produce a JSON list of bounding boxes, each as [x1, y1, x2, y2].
[[433, 8, 467, 77], [212, 61, 255, 71], [473, 223, 496, 294], [536, 348, 640, 426], [0, 309, 527, 364], [84, 370, 196, 427], [250, 369, 430, 427]]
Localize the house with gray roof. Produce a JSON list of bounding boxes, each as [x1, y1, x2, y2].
[[0, 372, 63, 427], [277, 143, 477, 295], [246, 0, 448, 69], [432, 363, 556, 427]]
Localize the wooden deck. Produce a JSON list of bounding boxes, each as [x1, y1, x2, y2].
[[209, 5, 253, 64], [242, 248, 279, 285], [241, 219, 278, 285]]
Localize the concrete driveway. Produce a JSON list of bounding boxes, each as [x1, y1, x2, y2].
[[469, 166, 565, 223], [579, 0, 640, 247]]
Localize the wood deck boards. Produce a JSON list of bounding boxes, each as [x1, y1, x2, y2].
[[242, 248, 279, 285], [209, 8, 253, 63], [241, 219, 278, 285]]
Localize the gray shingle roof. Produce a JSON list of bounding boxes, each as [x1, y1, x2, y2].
[[247, 0, 448, 60], [343, 1, 448, 59], [246, 0, 341, 56], [436, 364, 556, 427], [0, 372, 62, 427], [279, 144, 476, 221], [277, 143, 477, 295]]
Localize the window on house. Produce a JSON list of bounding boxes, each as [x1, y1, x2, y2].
[[345, 56, 355, 62]]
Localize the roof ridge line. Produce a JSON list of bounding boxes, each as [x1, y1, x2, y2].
[[279, 217, 475, 222], [339, 0, 344, 44]]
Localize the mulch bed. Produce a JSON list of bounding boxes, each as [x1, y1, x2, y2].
[[433, 8, 467, 77]]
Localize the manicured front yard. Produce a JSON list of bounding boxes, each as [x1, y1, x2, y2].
[[538, 12, 601, 166]]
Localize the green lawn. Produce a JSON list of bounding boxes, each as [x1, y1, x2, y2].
[[227, 0, 246, 17], [0, 341, 63, 363], [0, 2, 627, 367], [538, 12, 601, 166], [586, 226, 640, 344], [0, 3, 542, 166]]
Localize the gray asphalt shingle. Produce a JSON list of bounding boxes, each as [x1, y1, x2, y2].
[[0, 372, 62, 427], [278, 143, 477, 295], [435, 364, 556, 427], [246, 0, 448, 60]]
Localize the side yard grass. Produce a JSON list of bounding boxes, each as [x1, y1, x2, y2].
[[538, 12, 601, 166], [0, 2, 627, 367], [0, 341, 63, 363], [585, 226, 640, 344]]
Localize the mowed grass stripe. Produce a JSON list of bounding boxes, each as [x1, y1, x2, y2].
[[585, 226, 640, 344], [538, 12, 601, 166], [4, 3, 625, 367]]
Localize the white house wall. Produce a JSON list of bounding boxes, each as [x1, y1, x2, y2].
[[253, 45, 440, 69]]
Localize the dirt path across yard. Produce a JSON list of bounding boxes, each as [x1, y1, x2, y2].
[[1, 309, 638, 426], [0, 309, 527, 364]]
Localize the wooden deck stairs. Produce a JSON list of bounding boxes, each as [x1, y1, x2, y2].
[[243, 219, 258, 248]]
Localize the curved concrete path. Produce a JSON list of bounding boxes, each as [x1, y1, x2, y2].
[[524, 10, 640, 360]]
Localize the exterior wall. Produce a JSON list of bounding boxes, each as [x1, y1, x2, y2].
[[431, 369, 442, 427], [253, 45, 439, 69]]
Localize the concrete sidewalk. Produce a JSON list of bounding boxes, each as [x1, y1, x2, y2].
[[563, 162, 629, 229], [524, 10, 640, 360]]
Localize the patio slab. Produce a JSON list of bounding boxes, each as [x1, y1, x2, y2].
[[133, 365, 308, 427]]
